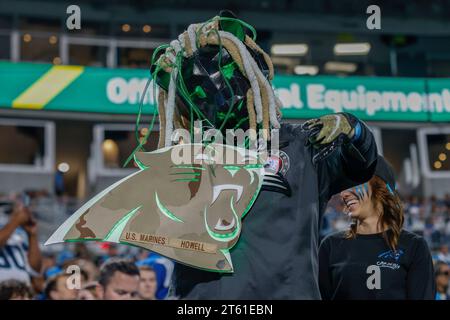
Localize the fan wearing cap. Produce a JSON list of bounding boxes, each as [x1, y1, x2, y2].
[[319, 156, 436, 300]]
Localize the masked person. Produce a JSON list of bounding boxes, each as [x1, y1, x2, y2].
[[319, 156, 435, 300], [146, 11, 378, 299]]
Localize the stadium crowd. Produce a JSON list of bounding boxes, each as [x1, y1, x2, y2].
[[0, 190, 449, 300]]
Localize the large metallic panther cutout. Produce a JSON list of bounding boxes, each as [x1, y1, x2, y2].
[[46, 143, 264, 272]]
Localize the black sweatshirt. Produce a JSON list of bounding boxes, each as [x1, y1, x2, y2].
[[319, 230, 436, 300], [174, 117, 378, 299]]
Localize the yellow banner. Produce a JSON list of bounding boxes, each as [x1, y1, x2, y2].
[[12, 65, 84, 109]]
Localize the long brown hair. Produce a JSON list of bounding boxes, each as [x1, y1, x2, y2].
[[346, 175, 404, 250]]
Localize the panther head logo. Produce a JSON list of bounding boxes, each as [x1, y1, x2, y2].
[[377, 249, 404, 262], [46, 143, 264, 272]]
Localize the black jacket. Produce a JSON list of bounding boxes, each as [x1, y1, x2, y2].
[[174, 117, 378, 299], [319, 230, 436, 300]]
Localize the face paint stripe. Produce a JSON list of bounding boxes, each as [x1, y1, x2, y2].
[[386, 183, 394, 194], [355, 186, 361, 201], [356, 185, 364, 201]]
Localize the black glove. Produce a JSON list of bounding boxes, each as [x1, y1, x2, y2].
[[302, 113, 356, 146], [302, 113, 365, 164]]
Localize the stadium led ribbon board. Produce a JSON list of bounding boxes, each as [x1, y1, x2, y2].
[[46, 143, 265, 273], [1, 61, 449, 121]]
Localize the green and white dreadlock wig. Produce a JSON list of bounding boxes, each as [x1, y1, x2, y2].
[[150, 11, 282, 149]]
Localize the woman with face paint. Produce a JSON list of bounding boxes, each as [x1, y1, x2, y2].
[[318, 156, 436, 300]]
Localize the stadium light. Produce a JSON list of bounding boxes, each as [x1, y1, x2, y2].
[[103, 139, 117, 152], [334, 43, 371, 55], [446, 142, 450, 150], [271, 44, 308, 56], [49, 35, 58, 45], [294, 65, 319, 75], [143, 25, 152, 33], [122, 24, 131, 32], [324, 61, 357, 73], [23, 34, 32, 43], [58, 162, 70, 173], [439, 153, 447, 161], [434, 161, 442, 169]]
